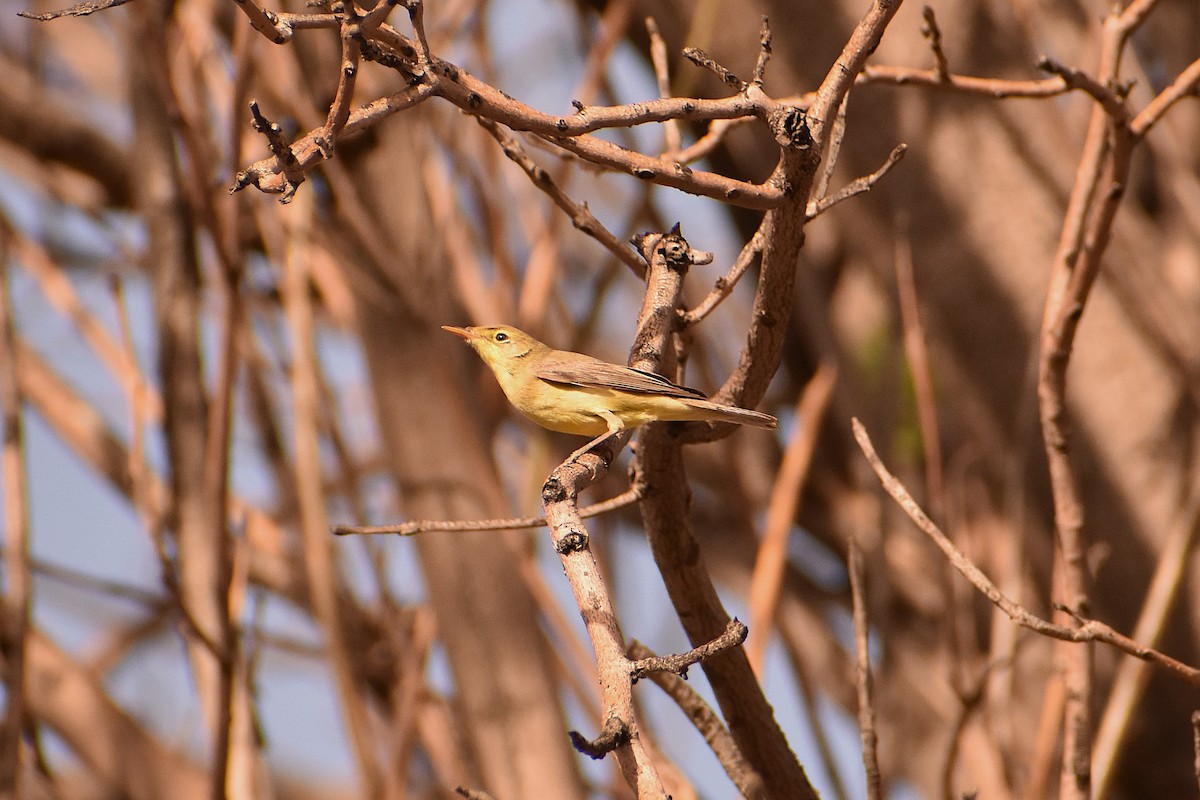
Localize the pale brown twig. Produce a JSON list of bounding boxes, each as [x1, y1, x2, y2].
[[860, 65, 1068, 98], [806, 144, 907, 221], [233, 14, 789, 205], [476, 117, 645, 278], [848, 538, 881, 800], [1036, 5, 1158, 795], [1131, 56, 1200, 137], [541, 429, 658, 793], [332, 481, 643, 536], [17, 236, 162, 420], [403, 0, 432, 71], [229, 0, 291, 42], [1037, 56, 1129, 120], [0, 242, 31, 797], [630, 619, 749, 681], [17, 0, 133, 21], [645, 17, 683, 158], [233, 85, 436, 198], [628, 640, 766, 800], [788, 651, 851, 800], [317, 7, 364, 154], [682, 47, 746, 91], [852, 417, 1200, 686], [752, 16, 772, 87], [1092, 490, 1200, 798], [941, 657, 1011, 800], [813, 92, 848, 203], [920, 5, 949, 81], [746, 362, 837, 673], [278, 202, 385, 798], [672, 117, 753, 164], [543, 131, 785, 210], [1193, 711, 1200, 797], [682, 225, 766, 326], [893, 219, 944, 522]]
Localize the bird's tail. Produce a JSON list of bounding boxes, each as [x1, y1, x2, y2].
[[682, 398, 778, 429]]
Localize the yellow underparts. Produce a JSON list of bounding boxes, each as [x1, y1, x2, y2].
[[508, 381, 718, 437]]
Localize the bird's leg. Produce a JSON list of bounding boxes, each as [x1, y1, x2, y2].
[[565, 411, 625, 467]]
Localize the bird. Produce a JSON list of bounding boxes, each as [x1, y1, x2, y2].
[[443, 325, 776, 459]]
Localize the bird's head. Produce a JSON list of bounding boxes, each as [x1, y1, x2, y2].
[[442, 325, 544, 372]]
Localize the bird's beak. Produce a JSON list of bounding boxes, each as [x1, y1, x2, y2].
[[441, 325, 476, 341]]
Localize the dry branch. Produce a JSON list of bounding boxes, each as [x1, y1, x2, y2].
[[853, 418, 1200, 687]]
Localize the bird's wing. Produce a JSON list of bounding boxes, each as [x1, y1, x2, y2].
[[537, 357, 707, 399]]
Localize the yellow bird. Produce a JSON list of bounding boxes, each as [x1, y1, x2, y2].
[[443, 325, 777, 442]]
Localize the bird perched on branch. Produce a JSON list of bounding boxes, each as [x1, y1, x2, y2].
[[443, 325, 776, 458]]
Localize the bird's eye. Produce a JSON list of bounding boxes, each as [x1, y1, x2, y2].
[[494, 331, 509, 342]]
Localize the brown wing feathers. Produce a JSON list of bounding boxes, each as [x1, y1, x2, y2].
[[536, 359, 707, 399]]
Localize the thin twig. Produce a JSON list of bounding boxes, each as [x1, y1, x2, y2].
[[682, 225, 766, 326], [942, 656, 1011, 800], [318, 8, 364, 154], [852, 418, 1200, 686], [893, 218, 944, 522], [279, 198, 385, 798], [0, 241, 31, 797], [476, 117, 645, 277], [860, 66, 1068, 98], [746, 362, 837, 672], [806, 144, 907, 220], [1037, 7, 1154, 795], [454, 787, 498, 800], [682, 47, 746, 91], [568, 716, 630, 760], [1092, 489, 1200, 798], [672, 116, 754, 164], [228, 0, 291, 43], [403, 0, 432, 70], [920, 5, 949, 81], [628, 640, 766, 800], [751, 16, 772, 87], [813, 92, 849, 203], [848, 538, 881, 800], [1037, 56, 1129, 121], [1131, 56, 1200, 137], [17, 0, 133, 21], [644, 17, 682, 158], [629, 619, 748, 681], [543, 131, 785, 210], [1193, 711, 1200, 797], [333, 481, 643, 536]]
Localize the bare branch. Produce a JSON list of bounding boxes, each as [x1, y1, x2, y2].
[[920, 5, 949, 81], [683, 47, 746, 91], [229, 0, 292, 44], [860, 66, 1068, 97], [1037, 56, 1129, 121], [630, 619, 749, 681], [752, 16, 772, 87], [807, 144, 907, 220], [332, 481, 643, 536], [476, 118, 646, 277], [1132, 56, 1200, 137], [852, 418, 1200, 687], [17, 0, 133, 21], [628, 640, 766, 800], [568, 716, 630, 760], [848, 539, 881, 800], [645, 16, 683, 157]]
